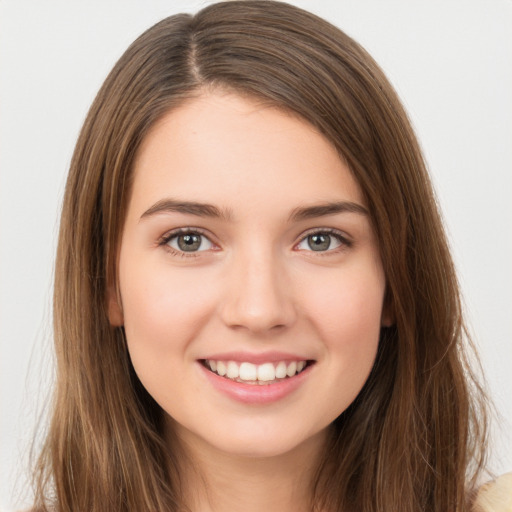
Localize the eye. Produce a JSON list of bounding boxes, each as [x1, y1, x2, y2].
[[296, 230, 349, 252], [163, 230, 214, 253]]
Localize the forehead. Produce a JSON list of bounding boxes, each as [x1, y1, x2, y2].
[[129, 92, 365, 217]]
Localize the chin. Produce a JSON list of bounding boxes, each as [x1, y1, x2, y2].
[[172, 416, 329, 461]]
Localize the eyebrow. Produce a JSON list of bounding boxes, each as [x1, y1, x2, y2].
[[140, 199, 233, 221], [140, 198, 368, 223], [288, 201, 368, 222]]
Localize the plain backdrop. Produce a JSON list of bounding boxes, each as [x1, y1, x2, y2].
[[1, 1, 511, 510]]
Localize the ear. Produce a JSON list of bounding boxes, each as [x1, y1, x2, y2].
[[107, 284, 124, 326], [381, 310, 394, 328], [381, 289, 395, 328]]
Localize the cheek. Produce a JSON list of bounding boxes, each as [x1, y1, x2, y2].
[[302, 262, 386, 344], [119, 262, 221, 408], [121, 260, 213, 325], [298, 264, 384, 421], [119, 260, 219, 367], [300, 259, 384, 393]]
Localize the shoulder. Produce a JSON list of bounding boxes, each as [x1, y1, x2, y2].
[[473, 473, 512, 512]]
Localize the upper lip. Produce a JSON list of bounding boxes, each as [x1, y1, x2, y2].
[[199, 351, 314, 365]]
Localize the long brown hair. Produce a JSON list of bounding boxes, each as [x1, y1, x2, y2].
[[33, 1, 489, 510]]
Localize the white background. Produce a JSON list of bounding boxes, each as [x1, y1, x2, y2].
[[1, 1, 511, 510]]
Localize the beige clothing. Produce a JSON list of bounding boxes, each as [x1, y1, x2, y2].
[[474, 474, 512, 512]]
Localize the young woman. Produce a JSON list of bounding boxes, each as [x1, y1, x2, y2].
[[28, 1, 507, 511]]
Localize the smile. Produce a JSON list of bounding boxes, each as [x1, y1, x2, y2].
[[202, 359, 310, 385]]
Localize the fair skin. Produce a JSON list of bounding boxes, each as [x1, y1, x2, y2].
[[109, 91, 390, 512]]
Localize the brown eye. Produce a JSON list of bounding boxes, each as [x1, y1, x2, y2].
[[177, 234, 201, 251], [296, 230, 347, 252], [167, 232, 213, 253], [307, 234, 331, 251]]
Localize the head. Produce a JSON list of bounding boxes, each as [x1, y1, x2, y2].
[[39, 2, 487, 511]]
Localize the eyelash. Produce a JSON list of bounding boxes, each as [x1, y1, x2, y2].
[[158, 227, 352, 257], [158, 227, 214, 258], [296, 228, 352, 255]]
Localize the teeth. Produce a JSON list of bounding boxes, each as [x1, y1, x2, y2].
[[257, 363, 275, 381], [226, 361, 239, 379], [286, 361, 297, 377], [204, 359, 309, 383], [275, 361, 287, 379], [216, 361, 227, 376], [239, 362, 257, 381]]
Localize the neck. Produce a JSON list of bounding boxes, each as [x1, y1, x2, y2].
[[169, 424, 328, 512]]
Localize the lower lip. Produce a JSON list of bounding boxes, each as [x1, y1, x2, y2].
[[199, 362, 313, 404]]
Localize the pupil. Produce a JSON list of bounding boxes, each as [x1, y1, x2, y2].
[[308, 234, 330, 251], [178, 234, 201, 251]]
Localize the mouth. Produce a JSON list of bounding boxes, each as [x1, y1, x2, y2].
[[200, 359, 314, 385]]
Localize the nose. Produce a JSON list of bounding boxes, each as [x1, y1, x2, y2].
[[219, 247, 297, 334]]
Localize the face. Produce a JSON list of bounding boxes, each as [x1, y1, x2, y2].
[[110, 92, 389, 460]]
